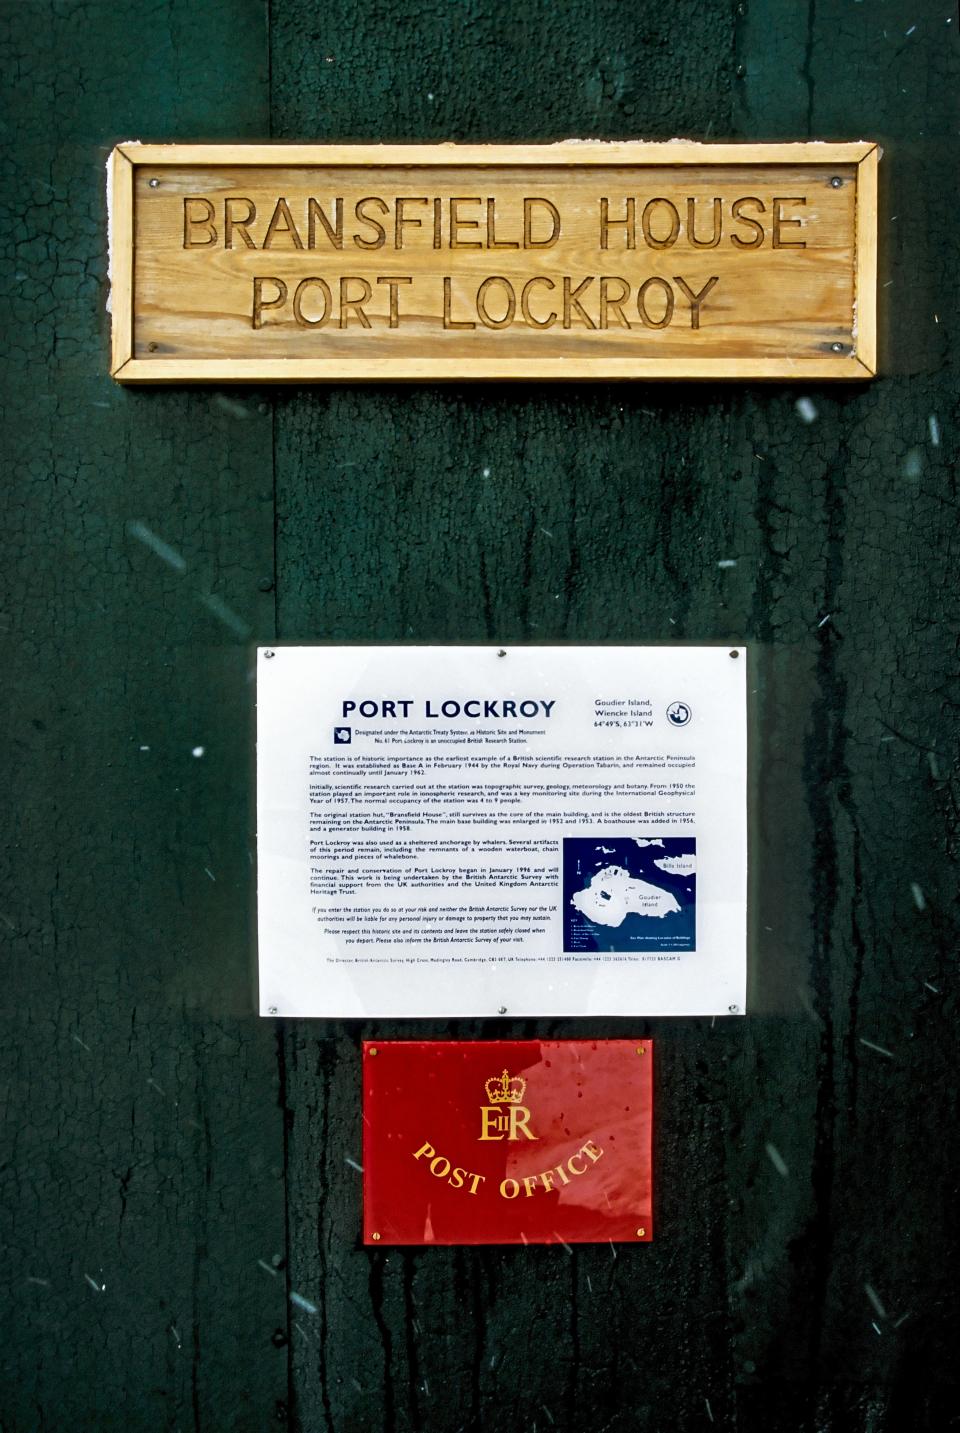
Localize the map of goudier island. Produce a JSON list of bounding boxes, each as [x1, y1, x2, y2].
[[563, 837, 697, 954], [571, 865, 682, 925]]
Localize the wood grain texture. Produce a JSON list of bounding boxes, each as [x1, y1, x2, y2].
[[120, 142, 880, 165], [113, 144, 876, 381], [108, 149, 134, 373], [2, 0, 958, 1431]]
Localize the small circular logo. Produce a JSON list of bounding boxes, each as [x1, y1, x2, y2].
[[666, 701, 692, 727]]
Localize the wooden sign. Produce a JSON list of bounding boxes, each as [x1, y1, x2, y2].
[[109, 141, 878, 383], [361, 1039, 654, 1246]]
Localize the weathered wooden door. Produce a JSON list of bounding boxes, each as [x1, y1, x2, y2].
[[3, 2, 957, 1429]]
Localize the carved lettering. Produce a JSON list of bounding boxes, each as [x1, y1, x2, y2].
[[443, 276, 475, 330], [252, 275, 287, 328], [224, 197, 257, 250], [164, 164, 841, 368], [377, 275, 412, 328], [307, 196, 343, 249], [773, 196, 807, 248], [523, 197, 560, 249], [520, 276, 557, 329], [395, 196, 429, 249], [731, 196, 766, 249], [353, 196, 388, 249], [262, 197, 304, 250], [449, 197, 483, 248], [637, 276, 674, 329], [476, 276, 516, 330], [687, 196, 722, 248], [599, 275, 631, 330], [487, 197, 520, 249], [641, 197, 681, 249], [293, 277, 332, 327], [563, 275, 596, 329], [599, 196, 636, 250], [173, 187, 818, 258], [339, 276, 372, 328], [673, 274, 719, 330], [182, 197, 216, 248]]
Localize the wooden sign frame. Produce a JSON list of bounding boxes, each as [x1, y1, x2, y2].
[[109, 141, 878, 383]]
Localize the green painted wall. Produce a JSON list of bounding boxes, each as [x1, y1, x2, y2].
[[2, 2, 958, 1429]]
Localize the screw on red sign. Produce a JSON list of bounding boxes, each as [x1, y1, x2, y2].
[[362, 1040, 653, 1246]]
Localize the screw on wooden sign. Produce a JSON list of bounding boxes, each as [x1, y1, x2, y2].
[[108, 141, 879, 383]]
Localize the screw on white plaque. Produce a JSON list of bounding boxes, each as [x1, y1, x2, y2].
[[264, 650, 275, 659], [497, 650, 506, 657], [728, 1004, 740, 1013], [498, 1006, 507, 1014], [268, 1006, 278, 1014]]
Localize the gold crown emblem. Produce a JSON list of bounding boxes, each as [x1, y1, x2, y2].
[[485, 1069, 526, 1104]]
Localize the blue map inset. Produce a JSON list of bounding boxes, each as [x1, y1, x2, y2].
[[563, 837, 697, 953]]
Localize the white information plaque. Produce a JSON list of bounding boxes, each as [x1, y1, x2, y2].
[[256, 645, 747, 1017]]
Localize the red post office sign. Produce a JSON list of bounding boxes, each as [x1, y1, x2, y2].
[[362, 1040, 653, 1246]]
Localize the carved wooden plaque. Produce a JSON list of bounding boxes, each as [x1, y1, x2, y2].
[[109, 142, 878, 383]]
